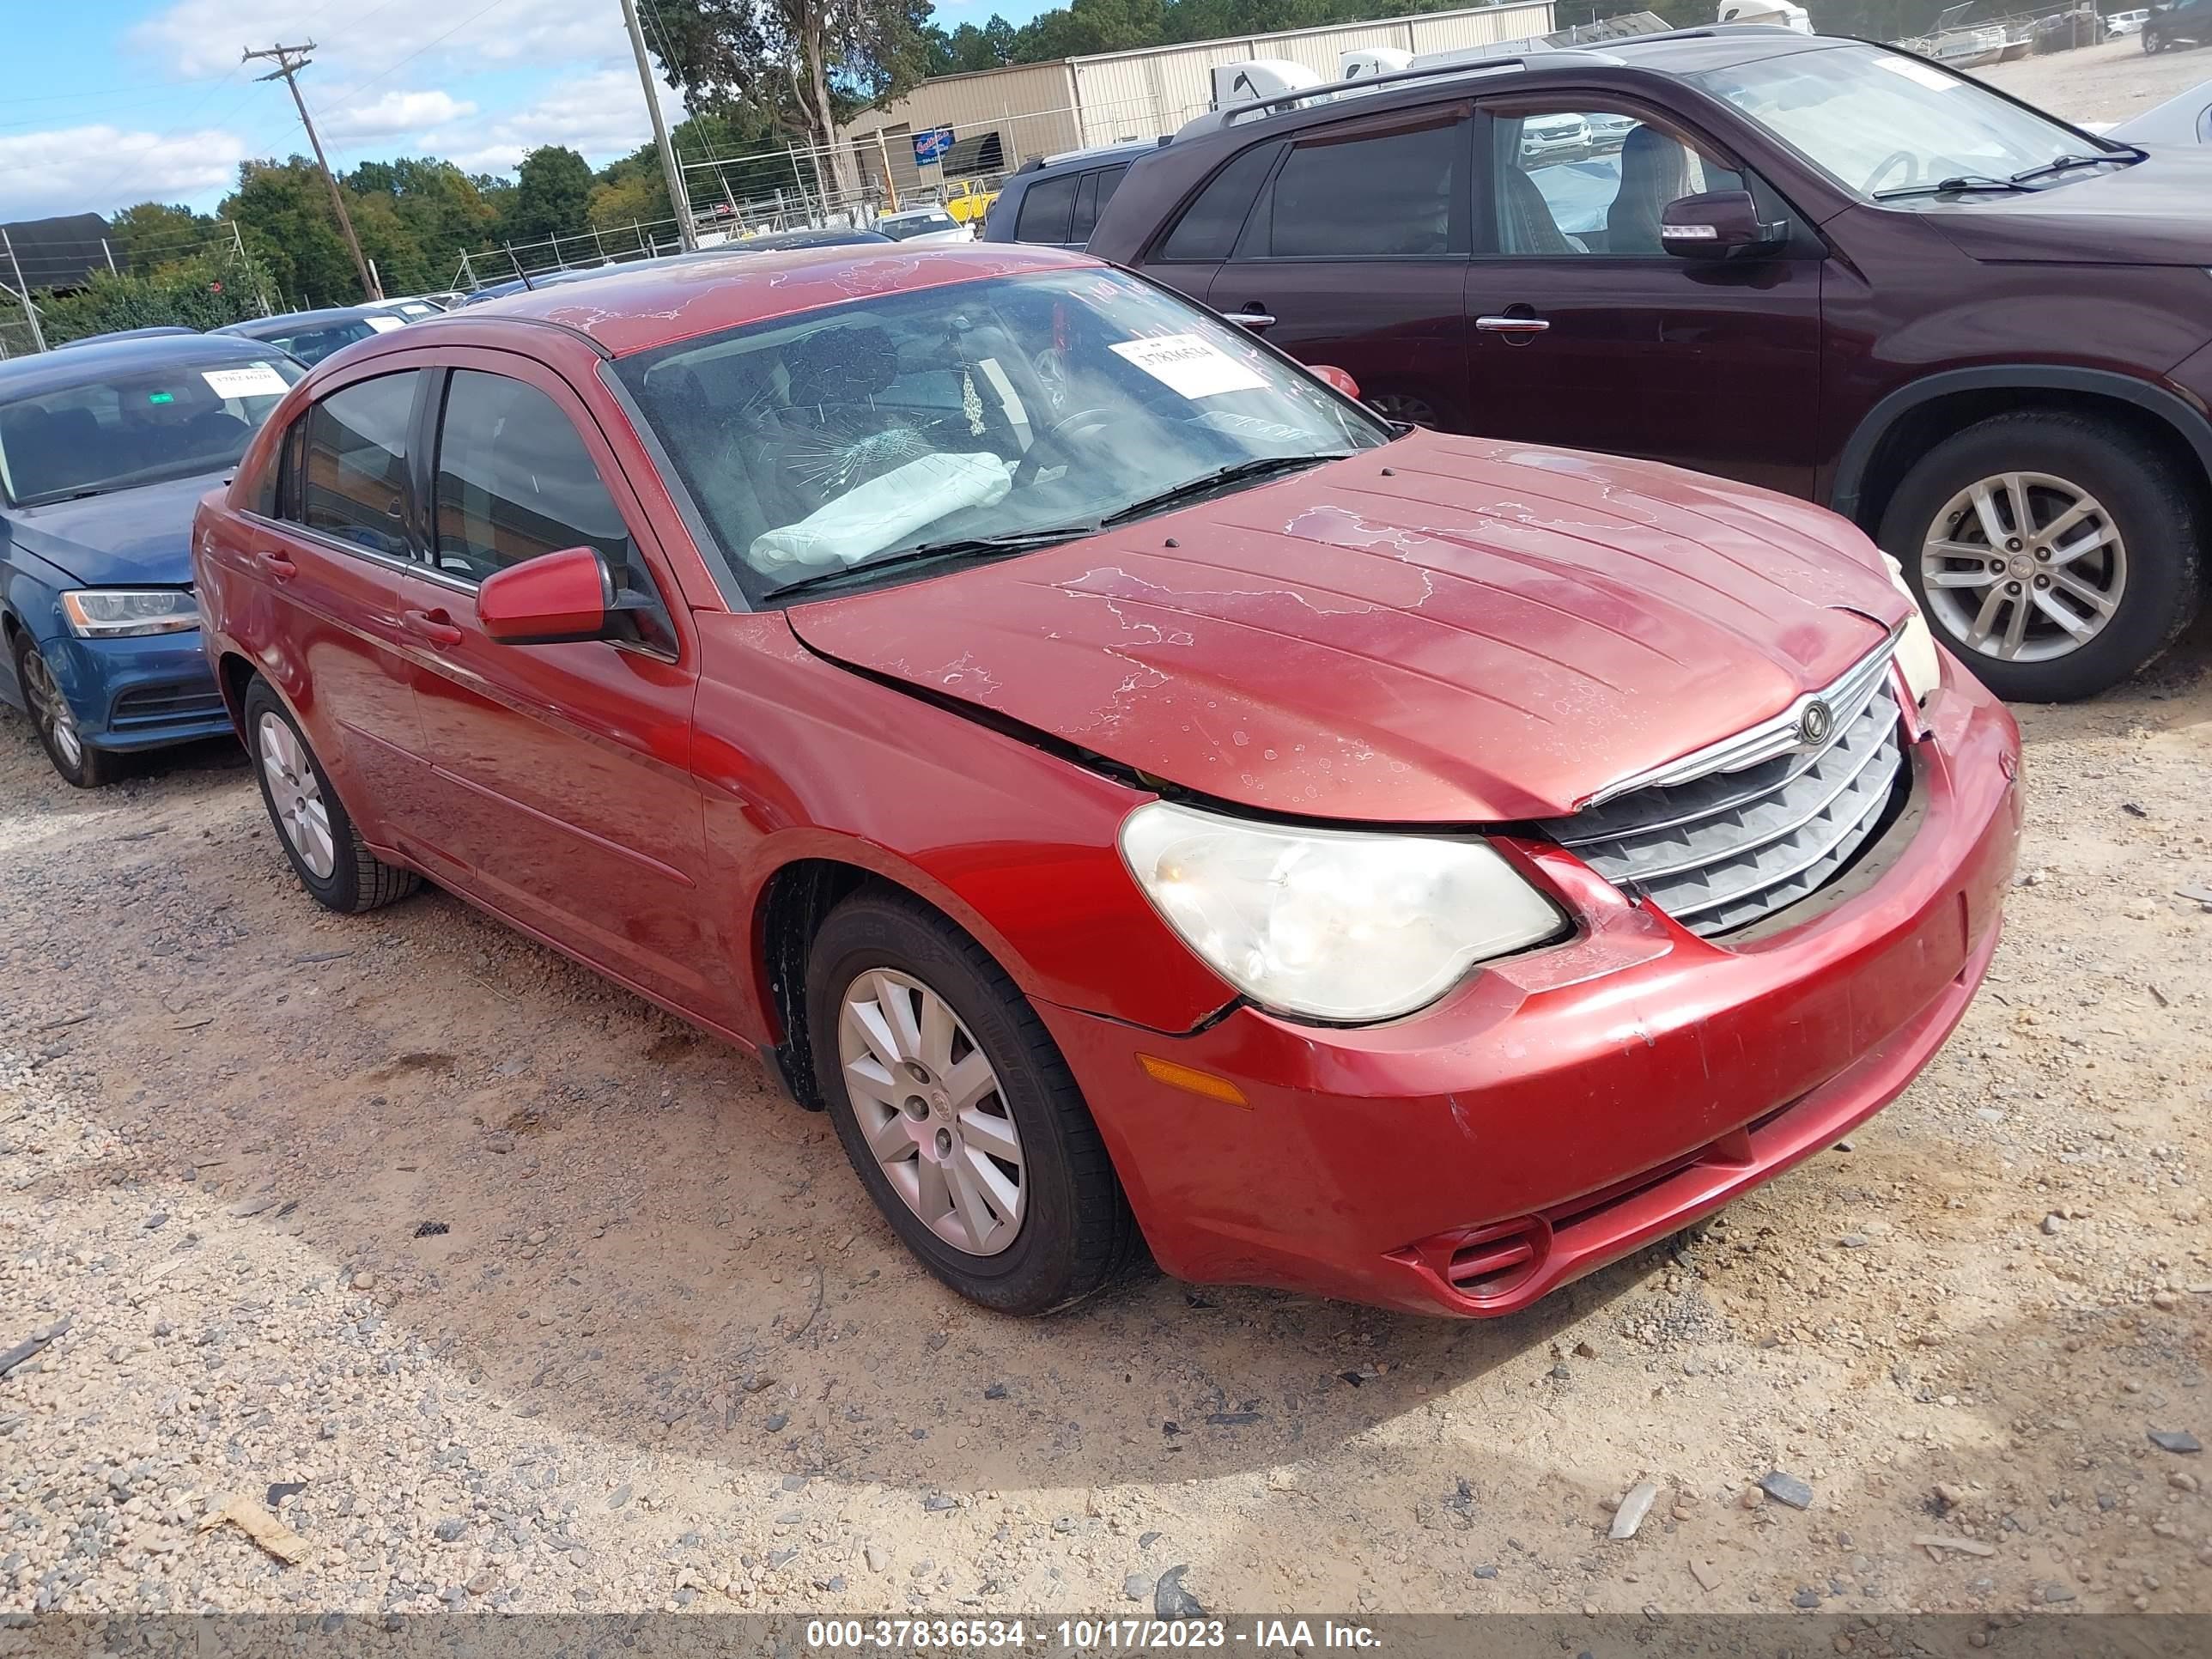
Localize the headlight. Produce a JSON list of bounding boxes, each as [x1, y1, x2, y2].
[[1118, 800, 1565, 1023], [60, 590, 199, 639], [1877, 554, 1942, 705]]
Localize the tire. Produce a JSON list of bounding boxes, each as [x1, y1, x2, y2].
[[10, 632, 119, 787], [805, 885, 1137, 1316], [1876, 410, 2203, 702], [241, 676, 417, 914]]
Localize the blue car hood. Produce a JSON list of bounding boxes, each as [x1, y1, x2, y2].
[[5, 472, 222, 587]]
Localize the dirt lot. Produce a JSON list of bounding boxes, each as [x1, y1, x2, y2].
[[1982, 34, 2212, 124], [2, 623, 2208, 1626]]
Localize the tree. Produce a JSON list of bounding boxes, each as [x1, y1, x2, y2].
[[501, 145, 595, 249], [106, 203, 219, 275], [587, 169, 672, 232], [222, 158, 362, 307], [932, 15, 1016, 71], [36, 248, 276, 343], [646, 0, 939, 198]]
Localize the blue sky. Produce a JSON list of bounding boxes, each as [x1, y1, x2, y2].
[[0, 0, 1049, 225]]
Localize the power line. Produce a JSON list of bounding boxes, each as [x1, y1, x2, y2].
[[242, 43, 380, 301]]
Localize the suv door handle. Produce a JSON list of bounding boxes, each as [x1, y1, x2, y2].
[[403, 608, 464, 648], [256, 550, 297, 581], [1475, 314, 1551, 337], [1222, 307, 1277, 331]]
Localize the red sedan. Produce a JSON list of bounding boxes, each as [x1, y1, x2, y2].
[[192, 245, 2021, 1318]]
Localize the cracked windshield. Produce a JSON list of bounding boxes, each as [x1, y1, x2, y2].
[[615, 267, 1386, 598]]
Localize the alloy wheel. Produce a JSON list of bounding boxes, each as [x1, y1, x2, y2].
[[1919, 471, 2126, 663], [258, 711, 337, 879], [19, 644, 83, 769], [837, 968, 1026, 1257]]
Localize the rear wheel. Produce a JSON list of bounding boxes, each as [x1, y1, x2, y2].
[[805, 886, 1136, 1316], [242, 676, 417, 913], [1878, 411, 2203, 702], [11, 633, 118, 787]]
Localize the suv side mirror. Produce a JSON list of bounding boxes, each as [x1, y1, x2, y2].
[[477, 544, 646, 646], [1661, 190, 1787, 261]]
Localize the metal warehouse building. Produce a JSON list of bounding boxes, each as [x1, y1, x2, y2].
[[842, 0, 1556, 198]]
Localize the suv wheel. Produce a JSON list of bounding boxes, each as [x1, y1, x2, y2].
[[11, 633, 118, 787], [805, 886, 1137, 1316], [243, 677, 419, 912], [1878, 411, 2203, 702]]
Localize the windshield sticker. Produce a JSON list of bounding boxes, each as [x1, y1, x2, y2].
[[1873, 55, 1958, 90], [1109, 332, 1268, 400], [363, 314, 407, 332], [147, 392, 175, 405], [201, 363, 291, 398]]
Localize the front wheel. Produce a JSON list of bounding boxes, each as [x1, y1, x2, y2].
[[805, 887, 1137, 1316], [11, 633, 118, 787], [1878, 411, 2203, 702]]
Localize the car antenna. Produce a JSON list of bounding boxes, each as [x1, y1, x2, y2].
[[505, 244, 535, 290]]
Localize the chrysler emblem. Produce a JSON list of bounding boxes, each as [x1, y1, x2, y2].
[[1797, 700, 1834, 747]]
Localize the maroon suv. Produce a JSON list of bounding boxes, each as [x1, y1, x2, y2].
[[1088, 27, 2212, 702]]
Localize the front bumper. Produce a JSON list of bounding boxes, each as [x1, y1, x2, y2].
[[37, 627, 233, 752], [1036, 658, 2021, 1317]]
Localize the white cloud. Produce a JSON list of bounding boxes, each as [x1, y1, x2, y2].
[[320, 88, 478, 143], [425, 68, 687, 175], [131, 0, 622, 78], [0, 125, 244, 224]]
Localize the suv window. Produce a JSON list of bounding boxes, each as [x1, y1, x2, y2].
[[1492, 106, 1743, 256], [296, 371, 420, 557], [1157, 143, 1280, 261], [431, 370, 637, 585], [1014, 173, 1079, 243], [1069, 163, 1133, 243], [1247, 119, 1462, 259]]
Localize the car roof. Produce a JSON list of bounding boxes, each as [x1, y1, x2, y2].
[[54, 325, 201, 349], [219, 305, 385, 334], [0, 331, 285, 398], [435, 242, 1099, 357], [1024, 141, 1160, 175]]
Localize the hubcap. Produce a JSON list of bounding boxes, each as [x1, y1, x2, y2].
[[837, 969, 1025, 1258], [19, 646, 82, 769], [258, 712, 336, 879], [1919, 471, 2125, 663]]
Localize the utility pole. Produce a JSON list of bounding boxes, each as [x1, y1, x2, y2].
[[619, 0, 698, 251], [242, 42, 381, 301]]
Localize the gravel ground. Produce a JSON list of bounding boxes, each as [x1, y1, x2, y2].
[[3, 638, 2208, 1623], [1980, 34, 2212, 124]]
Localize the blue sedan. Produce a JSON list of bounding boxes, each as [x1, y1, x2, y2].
[[0, 334, 301, 785]]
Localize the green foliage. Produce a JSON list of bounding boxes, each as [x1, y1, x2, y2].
[[221, 157, 362, 308], [502, 146, 597, 246], [35, 250, 276, 345], [106, 203, 220, 275]]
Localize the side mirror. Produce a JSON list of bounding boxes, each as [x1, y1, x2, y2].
[[477, 544, 629, 646], [1310, 364, 1361, 400], [1661, 190, 1788, 261]]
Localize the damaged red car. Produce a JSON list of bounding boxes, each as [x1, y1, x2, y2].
[[192, 246, 2021, 1318]]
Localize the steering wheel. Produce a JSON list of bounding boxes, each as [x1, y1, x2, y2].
[[1013, 406, 1118, 486], [1863, 149, 1919, 194]]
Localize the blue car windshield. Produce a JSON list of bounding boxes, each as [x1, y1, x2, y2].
[[0, 356, 301, 507]]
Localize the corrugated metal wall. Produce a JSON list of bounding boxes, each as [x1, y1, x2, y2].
[[842, 1, 1555, 185]]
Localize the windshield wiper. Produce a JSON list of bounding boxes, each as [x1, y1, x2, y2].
[[764, 524, 1101, 601], [1873, 175, 2032, 200], [1099, 452, 1356, 528], [2008, 148, 2140, 185]]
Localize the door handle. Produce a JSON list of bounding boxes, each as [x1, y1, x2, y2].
[[1475, 314, 1551, 337], [256, 550, 297, 581], [1222, 307, 1277, 331], [403, 609, 464, 648]]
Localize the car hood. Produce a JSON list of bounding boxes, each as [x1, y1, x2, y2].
[[785, 432, 1907, 823], [1922, 150, 2212, 265], [5, 472, 219, 587]]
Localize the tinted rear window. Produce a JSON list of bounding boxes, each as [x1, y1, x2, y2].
[[1260, 121, 1460, 258], [1069, 163, 1133, 242], [1014, 172, 1079, 243], [1157, 143, 1279, 261]]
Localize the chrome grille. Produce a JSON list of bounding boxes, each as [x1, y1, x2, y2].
[[1544, 644, 1907, 937]]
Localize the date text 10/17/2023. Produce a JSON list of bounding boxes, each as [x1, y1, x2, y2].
[[804, 1620, 1384, 1651]]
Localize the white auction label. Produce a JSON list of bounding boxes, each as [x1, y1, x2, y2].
[[363, 315, 407, 332], [1109, 331, 1268, 399], [201, 363, 291, 398]]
